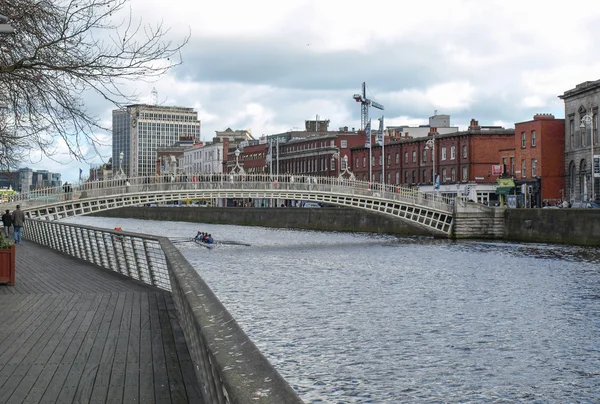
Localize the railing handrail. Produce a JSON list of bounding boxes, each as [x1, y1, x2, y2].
[[6, 174, 454, 213]]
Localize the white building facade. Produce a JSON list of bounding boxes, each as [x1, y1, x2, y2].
[[112, 104, 201, 178], [182, 142, 224, 174]]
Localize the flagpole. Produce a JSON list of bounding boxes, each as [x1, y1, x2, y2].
[[368, 120, 372, 184], [380, 116, 385, 187]]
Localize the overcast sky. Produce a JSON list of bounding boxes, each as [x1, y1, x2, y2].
[[35, 0, 600, 182]]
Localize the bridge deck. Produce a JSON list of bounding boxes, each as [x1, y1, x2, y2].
[[0, 241, 203, 403]]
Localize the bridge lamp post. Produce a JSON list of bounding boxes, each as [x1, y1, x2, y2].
[[233, 148, 245, 175], [424, 135, 436, 191], [581, 113, 595, 201], [331, 149, 342, 178]]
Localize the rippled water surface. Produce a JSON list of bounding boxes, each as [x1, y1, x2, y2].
[[66, 216, 600, 403]]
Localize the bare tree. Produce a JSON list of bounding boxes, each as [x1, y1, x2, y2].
[[0, 0, 189, 168]]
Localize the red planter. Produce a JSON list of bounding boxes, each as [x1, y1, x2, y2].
[[0, 244, 15, 286]]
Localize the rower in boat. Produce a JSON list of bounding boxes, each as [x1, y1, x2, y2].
[[194, 232, 214, 245]]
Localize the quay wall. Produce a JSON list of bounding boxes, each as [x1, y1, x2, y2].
[[93, 206, 433, 236], [503, 209, 600, 246], [93, 206, 600, 246]]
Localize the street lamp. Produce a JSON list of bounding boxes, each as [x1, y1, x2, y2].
[[331, 149, 342, 177], [114, 151, 126, 180], [232, 148, 245, 174], [424, 132, 437, 191], [581, 113, 595, 201]]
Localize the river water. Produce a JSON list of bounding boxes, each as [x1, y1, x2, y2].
[[65, 216, 600, 403]]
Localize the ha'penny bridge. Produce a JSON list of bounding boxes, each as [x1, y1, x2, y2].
[[0, 175, 500, 403], [6, 174, 456, 236]]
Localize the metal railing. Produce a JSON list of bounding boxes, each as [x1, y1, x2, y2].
[[24, 219, 171, 291], [23, 220, 303, 404], [6, 174, 454, 213]]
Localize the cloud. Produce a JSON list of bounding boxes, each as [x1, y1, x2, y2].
[[28, 0, 600, 182]]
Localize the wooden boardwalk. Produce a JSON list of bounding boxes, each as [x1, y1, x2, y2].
[[0, 241, 203, 404]]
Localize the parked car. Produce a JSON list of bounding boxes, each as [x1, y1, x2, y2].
[[303, 202, 321, 208]]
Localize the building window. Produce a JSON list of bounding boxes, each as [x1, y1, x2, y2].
[[570, 119, 574, 149], [521, 159, 526, 178], [531, 130, 536, 147], [412, 150, 416, 163], [341, 140, 348, 148], [442, 168, 447, 182], [422, 149, 427, 162], [386, 154, 390, 167], [422, 169, 426, 182], [404, 171, 408, 183], [379, 155, 382, 166], [502, 157, 507, 173], [372, 156, 375, 167], [450, 146, 456, 160], [355, 157, 359, 168], [531, 159, 537, 177], [521, 132, 526, 148], [462, 144, 467, 158], [441, 147, 447, 161], [395, 152, 399, 164], [395, 171, 399, 184], [363, 156, 366, 168], [387, 172, 391, 183], [510, 157, 515, 175], [404, 152, 408, 163], [462, 166, 467, 181], [451, 168, 456, 181], [594, 112, 598, 145]]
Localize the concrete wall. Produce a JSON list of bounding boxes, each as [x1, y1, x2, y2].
[[93, 206, 433, 236], [93, 206, 600, 246], [504, 209, 600, 246]]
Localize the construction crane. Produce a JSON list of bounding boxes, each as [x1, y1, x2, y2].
[[353, 82, 384, 130]]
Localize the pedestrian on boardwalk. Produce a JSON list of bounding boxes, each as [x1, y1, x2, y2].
[[2, 209, 12, 238], [12, 205, 25, 244]]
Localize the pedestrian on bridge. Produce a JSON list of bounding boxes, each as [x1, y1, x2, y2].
[[12, 205, 25, 244], [2, 209, 12, 238]]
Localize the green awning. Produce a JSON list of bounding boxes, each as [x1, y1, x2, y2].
[[495, 187, 513, 195]]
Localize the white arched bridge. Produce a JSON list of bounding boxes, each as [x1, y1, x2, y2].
[[3, 174, 456, 236]]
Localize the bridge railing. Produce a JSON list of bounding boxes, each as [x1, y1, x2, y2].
[[23, 220, 303, 404], [6, 174, 454, 212]]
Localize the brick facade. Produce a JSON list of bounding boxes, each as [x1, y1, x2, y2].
[[514, 114, 565, 203]]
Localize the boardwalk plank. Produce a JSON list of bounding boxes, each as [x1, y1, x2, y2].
[[139, 291, 155, 404], [157, 292, 188, 403], [150, 292, 171, 404], [25, 294, 108, 404], [0, 241, 203, 404], [6, 294, 93, 404], [105, 292, 133, 403], [123, 292, 141, 404]]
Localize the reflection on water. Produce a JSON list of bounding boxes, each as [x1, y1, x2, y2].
[[65, 216, 600, 403]]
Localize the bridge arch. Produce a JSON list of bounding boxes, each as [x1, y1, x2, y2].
[[6, 174, 455, 237]]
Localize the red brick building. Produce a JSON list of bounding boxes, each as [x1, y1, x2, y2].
[[351, 120, 516, 205], [228, 140, 266, 174], [514, 114, 565, 204]]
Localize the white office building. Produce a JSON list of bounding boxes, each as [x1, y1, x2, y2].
[[112, 104, 201, 178]]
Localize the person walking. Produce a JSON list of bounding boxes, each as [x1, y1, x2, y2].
[[1, 209, 12, 238], [12, 205, 25, 244]]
